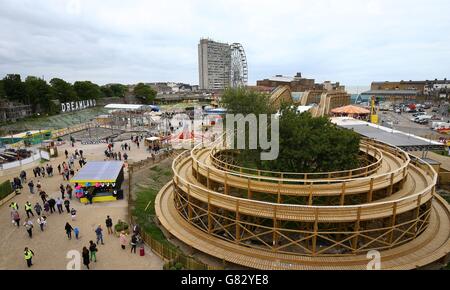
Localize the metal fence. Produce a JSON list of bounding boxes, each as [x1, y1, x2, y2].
[[127, 152, 223, 270]]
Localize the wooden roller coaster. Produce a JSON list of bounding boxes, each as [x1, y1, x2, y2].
[[155, 133, 450, 270]]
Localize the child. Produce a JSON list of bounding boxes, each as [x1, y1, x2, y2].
[[74, 226, 80, 239], [70, 208, 77, 221]]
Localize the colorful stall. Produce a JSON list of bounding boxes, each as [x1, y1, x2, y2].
[[70, 161, 124, 204]]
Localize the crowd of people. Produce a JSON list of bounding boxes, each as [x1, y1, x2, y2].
[[6, 141, 152, 269]]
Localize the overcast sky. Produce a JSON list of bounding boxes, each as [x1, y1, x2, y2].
[[0, 0, 449, 89]]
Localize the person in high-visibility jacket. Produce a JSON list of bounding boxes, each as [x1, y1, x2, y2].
[[24, 247, 34, 268], [9, 202, 19, 211], [24, 202, 34, 218]]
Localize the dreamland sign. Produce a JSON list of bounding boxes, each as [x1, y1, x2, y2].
[[61, 99, 97, 113]]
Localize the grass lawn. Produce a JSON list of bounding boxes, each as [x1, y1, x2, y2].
[[132, 164, 177, 250]]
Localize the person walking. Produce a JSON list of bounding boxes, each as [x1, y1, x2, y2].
[[39, 190, 47, 203], [95, 225, 104, 245], [65, 150, 69, 159], [48, 198, 56, 214], [70, 208, 77, 221], [41, 166, 46, 178], [24, 247, 34, 268], [82, 247, 90, 270], [89, 241, 98, 262], [11, 210, 20, 227], [60, 184, 65, 199], [9, 202, 19, 211], [57, 164, 61, 175], [56, 198, 63, 214], [34, 202, 42, 216], [37, 216, 47, 231], [105, 216, 113, 234], [24, 201, 34, 218], [74, 226, 80, 240], [65, 222, 73, 240], [24, 219, 34, 238], [36, 180, 42, 191], [130, 234, 138, 254], [66, 184, 73, 200], [119, 231, 127, 250], [28, 180, 34, 194], [20, 170, 27, 183], [64, 198, 70, 213]]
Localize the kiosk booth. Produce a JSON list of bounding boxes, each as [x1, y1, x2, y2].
[[70, 161, 124, 204]]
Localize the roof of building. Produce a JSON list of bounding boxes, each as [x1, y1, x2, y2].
[[263, 76, 294, 83], [70, 161, 124, 183], [104, 104, 145, 110], [331, 117, 443, 150], [361, 90, 420, 95]]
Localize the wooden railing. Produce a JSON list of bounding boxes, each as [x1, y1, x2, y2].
[[173, 149, 436, 222], [127, 150, 223, 270]]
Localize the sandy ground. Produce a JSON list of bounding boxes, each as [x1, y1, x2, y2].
[[0, 141, 164, 270]]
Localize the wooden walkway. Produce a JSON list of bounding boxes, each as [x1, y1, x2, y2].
[[155, 136, 450, 269]]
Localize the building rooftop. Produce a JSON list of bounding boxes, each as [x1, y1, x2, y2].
[[331, 117, 443, 151], [361, 90, 419, 95], [70, 161, 124, 183]]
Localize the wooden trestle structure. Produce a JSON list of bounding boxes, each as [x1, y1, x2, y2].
[[155, 133, 450, 269]]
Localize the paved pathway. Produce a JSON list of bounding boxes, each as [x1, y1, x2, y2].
[[0, 141, 164, 270]]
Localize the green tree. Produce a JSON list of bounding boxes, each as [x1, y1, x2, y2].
[[110, 84, 127, 98], [0, 80, 5, 98], [74, 81, 103, 100], [50, 78, 77, 103], [101, 86, 114, 98], [263, 106, 360, 173], [133, 83, 157, 104], [24, 76, 57, 114], [3, 74, 26, 103], [221, 88, 360, 173]]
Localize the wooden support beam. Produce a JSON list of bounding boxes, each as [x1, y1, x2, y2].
[[207, 193, 212, 234], [187, 184, 192, 221], [414, 195, 422, 237], [389, 202, 398, 246], [312, 209, 319, 256], [277, 181, 281, 204], [352, 207, 362, 252], [247, 178, 252, 199], [235, 201, 240, 244], [340, 182, 346, 206], [272, 205, 278, 250], [207, 167, 210, 189], [368, 178, 374, 202], [388, 173, 394, 196], [224, 173, 228, 195], [308, 183, 313, 206]]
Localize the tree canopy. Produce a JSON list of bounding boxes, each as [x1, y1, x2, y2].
[[133, 83, 157, 104], [1, 73, 133, 116], [221, 88, 361, 173]]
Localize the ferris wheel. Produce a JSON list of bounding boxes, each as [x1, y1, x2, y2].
[[230, 43, 248, 88]]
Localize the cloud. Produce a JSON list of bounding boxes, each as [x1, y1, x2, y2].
[[0, 0, 449, 86]]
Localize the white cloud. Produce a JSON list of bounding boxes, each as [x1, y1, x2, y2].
[[0, 0, 449, 86]]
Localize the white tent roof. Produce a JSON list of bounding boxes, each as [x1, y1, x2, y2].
[[104, 104, 145, 110], [146, 137, 161, 142]]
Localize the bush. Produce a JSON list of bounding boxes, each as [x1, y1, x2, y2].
[[174, 262, 184, 270], [114, 220, 129, 232], [0, 180, 13, 200]]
